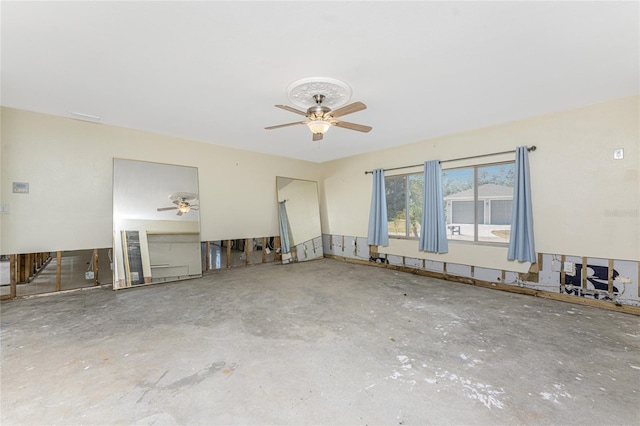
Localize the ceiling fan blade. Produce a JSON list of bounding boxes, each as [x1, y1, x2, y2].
[[330, 101, 367, 118], [176, 210, 183, 216], [312, 133, 323, 142], [157, 207, 178, 211], [265, 121, 307, 130], [275, 105, 307, 116], [333, 120, 372, 133]]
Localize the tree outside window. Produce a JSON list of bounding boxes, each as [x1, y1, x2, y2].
[[385, 173, 423, 238]]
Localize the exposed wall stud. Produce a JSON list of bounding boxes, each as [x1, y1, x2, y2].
[[608, 259, 614, 294], [93, 249, 99, 286], [274, 236, 282, 262], [56, 251, 62, 291], [26, 253, 33, 280], [560, 255, 566, 291], [582, 256, 588, 291], [205, 241, 211, 272], [10, 254, 17, 299], [226, 240, 232, 268], [262, 238, 267, 263], [245, 238, 251, 265], [18, 254, 26, 283]]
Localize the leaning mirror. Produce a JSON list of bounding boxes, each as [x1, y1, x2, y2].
[[113, 159, 202, 289], [276, 177, 323, 264]]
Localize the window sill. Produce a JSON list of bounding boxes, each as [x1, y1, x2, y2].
[[388, 235, 508, 247], [447, 239, 509, 248], [388, 235, 419, 241]]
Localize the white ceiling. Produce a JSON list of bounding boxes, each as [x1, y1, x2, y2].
[[2, 1, 638, 163]]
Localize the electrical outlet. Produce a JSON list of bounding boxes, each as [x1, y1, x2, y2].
[[564, 261, 576, 276]]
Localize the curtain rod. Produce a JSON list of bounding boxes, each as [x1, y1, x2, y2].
[[364, 146, 536, 175]]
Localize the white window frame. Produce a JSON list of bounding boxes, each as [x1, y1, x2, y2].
[[442, 160, 515, 246]]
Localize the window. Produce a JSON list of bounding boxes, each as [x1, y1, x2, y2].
[[442, 162, 515, 243], [385, 173, 423, 238]]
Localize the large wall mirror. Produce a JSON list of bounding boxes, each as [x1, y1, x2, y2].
[[113, 159, 202, 289], [276, 177, 323, 264]]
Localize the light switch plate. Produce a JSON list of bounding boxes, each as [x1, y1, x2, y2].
[[614, 148, 624, 160]]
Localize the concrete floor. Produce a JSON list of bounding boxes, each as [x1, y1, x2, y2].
[[1, 258, 639, 425]]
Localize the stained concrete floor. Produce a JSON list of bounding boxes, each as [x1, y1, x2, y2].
[[1, 258, 639, 425]]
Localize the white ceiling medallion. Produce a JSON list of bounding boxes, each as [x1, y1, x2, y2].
[[287, 77, 352, 109]]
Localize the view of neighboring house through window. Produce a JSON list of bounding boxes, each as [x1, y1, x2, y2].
[[384, 161, 514, 243], [442, 162, 515, 243]]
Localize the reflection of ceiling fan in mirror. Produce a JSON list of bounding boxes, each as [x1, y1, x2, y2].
[[157, 192, 199, 216], [265, 94, 372, 141]]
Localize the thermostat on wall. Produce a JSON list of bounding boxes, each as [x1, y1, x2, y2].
[[13, 182, 29, 194]]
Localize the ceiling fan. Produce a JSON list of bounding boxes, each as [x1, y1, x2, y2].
[[265, 94, 372, 141], [157, 192, 199, 216]]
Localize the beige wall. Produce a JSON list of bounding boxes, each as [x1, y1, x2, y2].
[[321, 95, 639, 268], [2, 96, 638, 268], [0, 107, 322, 253]]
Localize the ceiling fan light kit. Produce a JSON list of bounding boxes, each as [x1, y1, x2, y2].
[[307, 119, 332, 135], [157, 192, 199, 216], [266, 77, 372, 141]]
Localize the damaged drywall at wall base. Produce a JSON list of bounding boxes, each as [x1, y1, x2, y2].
[[387, 254, 404, 267], [356, 237, 369, 259], [446, 263, 472, 279], [404, 257, 422, 269], [613, 260, 638, 305], [562, 257, 638, 306], [473, 267, 503, 283], [291, 236, 323, 263], [323, 234, 371, 261], [343, 236, 358, 259], [322, 235, 333, 256], [425, 260, 445, 273], [322, 234, 640, 311]]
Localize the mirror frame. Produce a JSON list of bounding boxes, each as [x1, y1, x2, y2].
[[112, 159, 202, 289], [276, 176, 323, 264]]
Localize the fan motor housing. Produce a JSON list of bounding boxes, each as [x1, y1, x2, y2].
[[307, 105, 331, 120]]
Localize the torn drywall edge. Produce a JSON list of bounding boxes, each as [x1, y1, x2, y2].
[[319, 235, 640, 307]]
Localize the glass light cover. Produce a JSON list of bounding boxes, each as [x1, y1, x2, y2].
[[307, 119, 332, 134]]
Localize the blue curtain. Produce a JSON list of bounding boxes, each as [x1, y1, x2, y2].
[[508, 146, 536, 262], [279, 201, 291, 254], [419, 160, 448, 253], [367, 169, 389, 246]]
